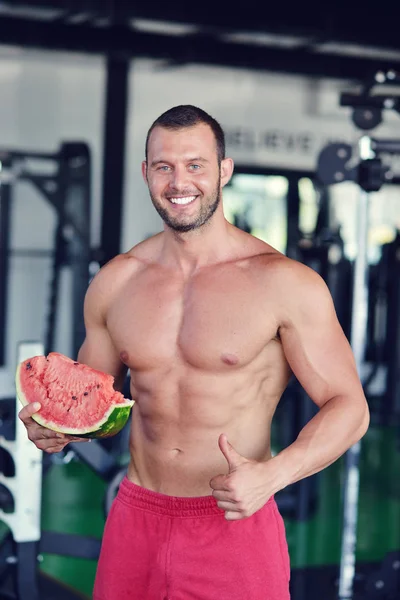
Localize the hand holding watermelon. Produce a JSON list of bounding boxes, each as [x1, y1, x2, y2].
[[18, 402, 91, 453], [16, 352, 134, 450]]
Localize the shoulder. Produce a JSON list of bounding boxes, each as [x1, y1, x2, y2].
[[236, 231, 328, 298], [265, 254, 325, 287], [259, 254, 335, 322], [90, 233, 163, 288], [86, 233, 164, 301], [88, 253, 141, 291], [236, 235, 325, 295], [82, 254, 136, 322]]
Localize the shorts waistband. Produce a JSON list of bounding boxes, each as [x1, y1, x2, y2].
[[117, 476, 225, 518]]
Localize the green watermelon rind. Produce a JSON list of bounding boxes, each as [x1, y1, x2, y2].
[[15, 362, 135, 439]]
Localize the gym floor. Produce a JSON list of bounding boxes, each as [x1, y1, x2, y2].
[[1, 421, 399, 599]]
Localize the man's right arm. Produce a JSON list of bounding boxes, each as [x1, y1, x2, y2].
[[77, 259, 128, 391], [19, 257, 128, 453]]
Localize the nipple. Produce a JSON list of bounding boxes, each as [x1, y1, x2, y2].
[[221, 353, 239, 366], [120, 350, 129, 364]]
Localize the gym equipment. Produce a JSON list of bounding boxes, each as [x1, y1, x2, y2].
[[0, 139, 131, 596], [275, 195, 353, 530], [0, 140, 128, 593], [0, 142, 93, 366], [297, 228, 353, 340], [365, 551, 400, 599], [340, 69, 400, 131], [375, 234, 400, 429], [365, 233, 400, 432], [317, 68, 400, 600], [0, 346, 133, 599], [0, 341, 45, 600], [274, 372, 320, 522], [0, 342, 105, 600]]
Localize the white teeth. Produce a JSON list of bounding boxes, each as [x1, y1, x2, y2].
[[169, 196, 196, 205]]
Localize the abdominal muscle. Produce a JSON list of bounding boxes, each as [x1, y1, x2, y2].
[[126, 367, 286, 497]]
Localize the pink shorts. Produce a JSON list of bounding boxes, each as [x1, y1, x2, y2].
[[93, 477, 290, 600]]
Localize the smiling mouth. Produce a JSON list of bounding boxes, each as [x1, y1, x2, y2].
[[168, 195, 197, 205]]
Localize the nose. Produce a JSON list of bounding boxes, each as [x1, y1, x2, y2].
[[169, 165, 190, 191]]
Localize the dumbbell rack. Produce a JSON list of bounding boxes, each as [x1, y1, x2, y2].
[[0, 342, 43, 600], [0, 342, 106, 600]]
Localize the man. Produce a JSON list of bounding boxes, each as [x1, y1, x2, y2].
[[19, 105, 369, 600]]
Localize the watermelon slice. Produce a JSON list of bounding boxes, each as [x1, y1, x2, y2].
[[15, 352, 134, 439]]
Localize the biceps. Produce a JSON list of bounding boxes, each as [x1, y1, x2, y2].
[[279, 315, 361, 407], [77, 326, 127, 391]]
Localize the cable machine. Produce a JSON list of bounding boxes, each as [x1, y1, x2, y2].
[[0, 142, 92, 366], [317, 69, 400, 600], [0, 143, 96, 600]]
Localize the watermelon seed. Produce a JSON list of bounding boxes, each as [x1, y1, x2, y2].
[[72, 396, 77, 400], [26, 362, 32, 370], [67, 407, 71, 412], [74, 362, 79, 365], [84, 392, 88, 396], [97, 385, 100, 389]]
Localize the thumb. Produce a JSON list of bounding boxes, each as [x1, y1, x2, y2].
[[218, 434, 247, 473]]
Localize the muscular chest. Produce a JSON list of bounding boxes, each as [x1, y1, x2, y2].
[[107, 267, 277, 371]]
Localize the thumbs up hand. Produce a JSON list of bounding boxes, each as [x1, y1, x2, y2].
[[209, 434, 280, 520]]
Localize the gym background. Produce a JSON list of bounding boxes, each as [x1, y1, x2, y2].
[[0, 2, 399, 599]]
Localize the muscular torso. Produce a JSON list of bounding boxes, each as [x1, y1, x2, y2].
[[105, 235, 292, 496]]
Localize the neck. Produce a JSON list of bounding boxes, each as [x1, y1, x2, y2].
[[159, 212, 236, 275]]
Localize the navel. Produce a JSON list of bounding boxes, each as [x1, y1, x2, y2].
[[221, 353, 239, 366]]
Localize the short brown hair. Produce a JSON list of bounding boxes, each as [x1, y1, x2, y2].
[[145, 105, 225, 165]]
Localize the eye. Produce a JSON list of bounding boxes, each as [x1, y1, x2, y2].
[[158, 165, 171, 171], [189, 164, 201, 170]]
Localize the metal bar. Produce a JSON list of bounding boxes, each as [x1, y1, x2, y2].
[[43, 151, 66, 355], [15, 541, 40, 600], [385, 234, 400, 423], [23, 174, 59, 211], [0, 149, 58, 161], [100, 55, 129, 265], [40, 531, 101, 560], [58, 143, 91, 358], [0, 163, 12, 366], [340, 94, 400, 109], [0, 15, 398, 81], [338, 189, 370, 599], [285, 176, 301, 260], [4, 2, 400, 51], [10, 249, 54, 257], [371, 138, 400, 154], [44, 223, 63, 354], [69, 440, 118, 480]]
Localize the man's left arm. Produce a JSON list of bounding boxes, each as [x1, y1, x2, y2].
[[210, 260, 370, 520], [275, 261, 370, 485]]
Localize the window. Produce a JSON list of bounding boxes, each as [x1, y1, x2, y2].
[[223, 173, 288, 254], [298, 177, 319, 236], [329, 182, 400, 264]]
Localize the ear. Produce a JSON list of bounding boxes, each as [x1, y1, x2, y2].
[[220, 158, 234, 188], [141, 160, 148, 184]]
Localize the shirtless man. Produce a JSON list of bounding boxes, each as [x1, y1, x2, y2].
[[19, 105, 369, 600]]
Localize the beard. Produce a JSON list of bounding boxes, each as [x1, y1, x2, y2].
[[149, 175, 221, 233]]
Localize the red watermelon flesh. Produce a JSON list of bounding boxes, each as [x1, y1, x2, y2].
[[16, 352, 134, 438]]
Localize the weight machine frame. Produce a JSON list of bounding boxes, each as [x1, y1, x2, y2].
[[317, 68, 400, 600], [0, 142, 92, 366], [0, 143, 115, 599], [0, 379, 124, 600]]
